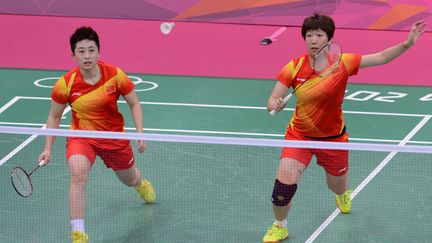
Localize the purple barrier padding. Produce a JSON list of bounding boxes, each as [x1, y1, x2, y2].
[[0, 14, 430, 86]]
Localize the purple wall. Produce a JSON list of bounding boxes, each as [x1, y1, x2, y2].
[[1, 0, 431, 31]]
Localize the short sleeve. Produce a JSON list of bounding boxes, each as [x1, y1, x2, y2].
[[51, 76, 69, 104], [116, 67, 135, 95], [341, 53, 362, 76], [276, 61, 295, 88]]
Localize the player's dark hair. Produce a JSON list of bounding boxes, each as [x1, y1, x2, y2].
[[301, 13, 335, 40], [69, 26, 100, 53]]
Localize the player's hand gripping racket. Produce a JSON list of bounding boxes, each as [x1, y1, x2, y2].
[[10, 160, 47, 197], [269, 42, 342, 116]]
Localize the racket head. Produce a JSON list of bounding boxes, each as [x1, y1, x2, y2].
[[10, 166, 33, 197], [313, 42, 342, 77]]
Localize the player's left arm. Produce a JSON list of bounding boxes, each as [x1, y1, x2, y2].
[[360, 21, 427, 68], [124, 91, 146, 153]]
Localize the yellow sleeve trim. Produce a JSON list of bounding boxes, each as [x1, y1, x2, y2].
[[291, 57, 304, 80], [66, 72, 77, 97]]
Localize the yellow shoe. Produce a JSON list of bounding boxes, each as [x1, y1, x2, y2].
[[263, 223, 288, 243], [71, 231, 88, 243], [136, 179, 156, 203], [336, 190, 352, 214]]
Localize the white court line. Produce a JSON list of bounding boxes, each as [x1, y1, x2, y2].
[[305, 115, 432, 243], [0, 132, 41, 166], [11, 96, 432, 117], [134, 101, 428, 117], [0, 106, 71, 166], [0, 96, 20, 114]]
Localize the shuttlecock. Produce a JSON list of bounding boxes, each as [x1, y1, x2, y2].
[[160, 22, 175, 35]]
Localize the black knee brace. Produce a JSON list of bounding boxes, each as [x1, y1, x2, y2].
[[271, 179, 297, 206]]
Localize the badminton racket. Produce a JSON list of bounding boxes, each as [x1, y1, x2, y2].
[[10, 160, 47, 197]]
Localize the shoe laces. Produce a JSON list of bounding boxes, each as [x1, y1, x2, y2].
[[340, 191, 351, 203], [136, 180, 149, 191], [71, 231, 87, 240], [266, 223, 282, 235]]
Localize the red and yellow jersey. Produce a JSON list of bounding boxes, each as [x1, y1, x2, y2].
[[51, 61, 135, 132], [277, 53, 361, 138]]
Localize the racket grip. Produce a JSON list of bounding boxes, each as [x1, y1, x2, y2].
[[269, 93, 293, 116], [282, 93, 293, 104], [269, 27, 287, 38], [39, 160, 47, 166]]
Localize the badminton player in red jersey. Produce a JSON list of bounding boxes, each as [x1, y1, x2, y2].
[[38, 26, 156, 243], [263, 13, 427, 242]]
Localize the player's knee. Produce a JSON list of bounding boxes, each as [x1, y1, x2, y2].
[[69, 168, 89, 185], [271, 179, 297, 206]]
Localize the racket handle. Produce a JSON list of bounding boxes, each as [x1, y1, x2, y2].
[[269, 27, 287, 39], [28, 160, 47, 176], [269, 93, 293, 116], [38, 160, 47, 166], [282, 93, 293, 104]]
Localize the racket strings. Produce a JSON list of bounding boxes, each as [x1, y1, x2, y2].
[[293, 44, 341, 94], [11, 168, 32, 196], [314, 44, 342, 77]]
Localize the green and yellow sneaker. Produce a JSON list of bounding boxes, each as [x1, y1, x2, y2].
[[336, 190, 352, 214], [136, 179, 156, 203], [71, 231, 88, 243], [263, 223, 288, 243]]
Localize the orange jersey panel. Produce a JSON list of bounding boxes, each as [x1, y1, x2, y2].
[[51, 61, 135, 132], [277, 53, 361, 138]]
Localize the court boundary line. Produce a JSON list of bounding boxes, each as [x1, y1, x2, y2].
[[0, 96, 430, 117], [305, 114, 432, 242]]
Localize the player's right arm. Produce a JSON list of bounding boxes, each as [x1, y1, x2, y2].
[[268, 59, 298, 113], [39, 74, 70, 163], [267, 82, 289, 112], [38, 100, 67, 164]]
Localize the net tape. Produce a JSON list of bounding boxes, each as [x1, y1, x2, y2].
[[0, 126, 431, 154]]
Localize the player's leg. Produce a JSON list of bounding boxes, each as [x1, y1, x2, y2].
[[315, 134, 351, 213], [99, 142, 155, 203], [317, 156, 352, 213], [263, 146, 311, 243], [114, 164, 141, 187], [326, 171, 348, 195], [273, 158, 307, 220], [114, 165, 156, 203], [66, 139, 95, 243], [315, 131, 352, 213], [68, 155, 92, 223], [326, 171, 351, 213]]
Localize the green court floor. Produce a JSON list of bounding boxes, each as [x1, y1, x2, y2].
[[0, 68, 432, 243]]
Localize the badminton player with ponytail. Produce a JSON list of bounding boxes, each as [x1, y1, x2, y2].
[[38, 26, 156, 243], [263, 13, 427, 243]]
